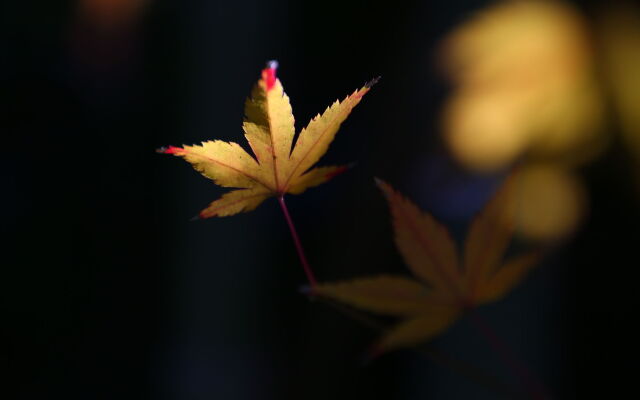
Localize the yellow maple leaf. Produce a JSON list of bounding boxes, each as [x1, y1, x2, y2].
[[159, 61, 376, 218], [313, 176, 540, 355], [439, 0, 605, 172]]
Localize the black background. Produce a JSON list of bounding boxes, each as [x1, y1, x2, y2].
[[2, 0, 635, 398]]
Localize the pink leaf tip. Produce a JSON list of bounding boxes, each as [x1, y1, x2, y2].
[[156, 146, 181, 155], [262, 60, 278, 91], [325, 164, 355, 181]]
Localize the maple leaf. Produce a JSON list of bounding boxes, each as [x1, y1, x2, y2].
[[312, 175, 541, 355], [159, 61, 377, 218]]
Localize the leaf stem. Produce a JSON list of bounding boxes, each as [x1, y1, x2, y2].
[[278, 195, 317, 288], [468, 309, 550, 400]]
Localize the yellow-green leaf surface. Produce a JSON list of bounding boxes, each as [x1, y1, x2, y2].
[[314, 176, 541, 354], [160, 61, 376, 218]]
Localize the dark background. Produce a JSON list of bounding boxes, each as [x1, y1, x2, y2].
[[2, 0, 635, 398]]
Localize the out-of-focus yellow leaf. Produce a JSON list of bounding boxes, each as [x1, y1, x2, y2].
[[313, 275, 448, 316], [599, 3, 640, 177], [476, 252, 541, 304], [374, 312, 460, 356], [513, 165, 585, 240], [160, 62, 375, 218], [314, 177, 541, 354], [440, 0, 606, 171]]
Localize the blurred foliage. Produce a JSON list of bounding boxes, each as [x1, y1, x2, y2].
[[315, 176, 540, 355], [438, 0, 640, 241], [513, 164, 585, 240], [440, 0, 606, 171], [598, 2, 640, 185]]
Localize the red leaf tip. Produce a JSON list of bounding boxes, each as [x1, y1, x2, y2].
[[157, 145, 180, 155], [325, 165, 353, 180], [262, 60, 278, 91]]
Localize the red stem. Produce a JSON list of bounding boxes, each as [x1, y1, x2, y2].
[[277, 196, 318, 288], [468, 310, 549, 400]]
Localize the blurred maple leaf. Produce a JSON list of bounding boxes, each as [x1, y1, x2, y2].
[[313, 176, 540, 355], [599, 2, 640, 179], [160, 61, 376, 218], [440, 0, 606, 172]]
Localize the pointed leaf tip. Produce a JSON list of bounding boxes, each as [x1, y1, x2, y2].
[[262, 60, 278, 91], [374, 177, 392, 198], [324, 165, 351, 180], [162, 64, 372, 221], [157, 146, 179, 154], [365, 76, 381, 89], [266, 60, 279, 70]]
